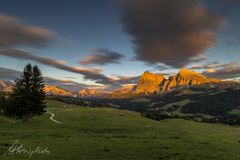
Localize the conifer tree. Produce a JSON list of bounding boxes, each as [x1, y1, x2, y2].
[[10, 64, 46, 121]]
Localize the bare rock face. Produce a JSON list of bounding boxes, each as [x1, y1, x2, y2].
[[44, 85, 74, 97], [134, 71, 166, 95], [162, 75, 178, 92]]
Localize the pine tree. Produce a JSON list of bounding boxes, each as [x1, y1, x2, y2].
[[10, 64, 46, 121], [31, 65, 46, 116]]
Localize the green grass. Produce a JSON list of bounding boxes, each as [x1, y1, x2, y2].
[[46, 100, 80, 108], [0, 100, 240, 160]]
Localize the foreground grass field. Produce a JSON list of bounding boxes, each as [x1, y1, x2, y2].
[[0, 100, 240, 160]]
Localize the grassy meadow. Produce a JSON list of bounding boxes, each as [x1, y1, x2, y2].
[[0, 100, 240, 160]]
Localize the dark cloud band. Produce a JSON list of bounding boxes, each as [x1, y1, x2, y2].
[[121, 0, 226, 68]]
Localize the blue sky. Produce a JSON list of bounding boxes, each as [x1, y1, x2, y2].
[[0, 0, 239, 87]]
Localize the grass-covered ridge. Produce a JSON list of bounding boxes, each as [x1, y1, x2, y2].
[[0, 100, 240, 160]]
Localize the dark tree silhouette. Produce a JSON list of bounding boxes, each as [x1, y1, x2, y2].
[[9, 64, 46, 121], [0, 94, 6, 114]]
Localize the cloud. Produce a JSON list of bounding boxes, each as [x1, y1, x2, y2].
[[0, 47, 140, 86], [189, 61, 237, 70], [202, 62, 240, 79], [113, 75, 139, 84], [0, 67, 20, 80], [189, 55, 209, 63], [0, 48, 117, 84], [0, 49, 138, 86], [0, 15, 108, 84], [154, 64, 170, 71], [0, 14, 134, 86], [0, 14, 54, 47], [80, 48, 124, 65], [121, 0, 226, 68], [103, 75, 139, 91]]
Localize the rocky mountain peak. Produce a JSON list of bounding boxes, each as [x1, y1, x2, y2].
[[133, 69, 225, 95], [179, 68, 200, 76], [177, 68, 207, 80], [134, 71, 166, 95]]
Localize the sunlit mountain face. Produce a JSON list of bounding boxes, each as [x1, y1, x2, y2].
[[0, 0, 239, 91]]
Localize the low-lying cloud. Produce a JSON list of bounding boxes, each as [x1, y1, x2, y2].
[[190, 61, 237, 70], [0, 67, 20, 80], [121, 0, 226, 68], [0, 48, 116, 84], [202, 62, 240, 79], [0, 47, 139, 86], [80, 48, 124, 65]]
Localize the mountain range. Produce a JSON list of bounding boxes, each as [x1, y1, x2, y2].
[[79, 69, 239, 99], [0, 81, 76, 97], [0, 69, 239, 98]]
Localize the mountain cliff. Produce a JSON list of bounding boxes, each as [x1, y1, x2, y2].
[[134, 71, 166, 95]]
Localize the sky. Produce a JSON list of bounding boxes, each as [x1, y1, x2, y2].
[[0, 0, 240, 90]]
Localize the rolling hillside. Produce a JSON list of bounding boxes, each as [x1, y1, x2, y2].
[[0, 100, 240, 160]]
